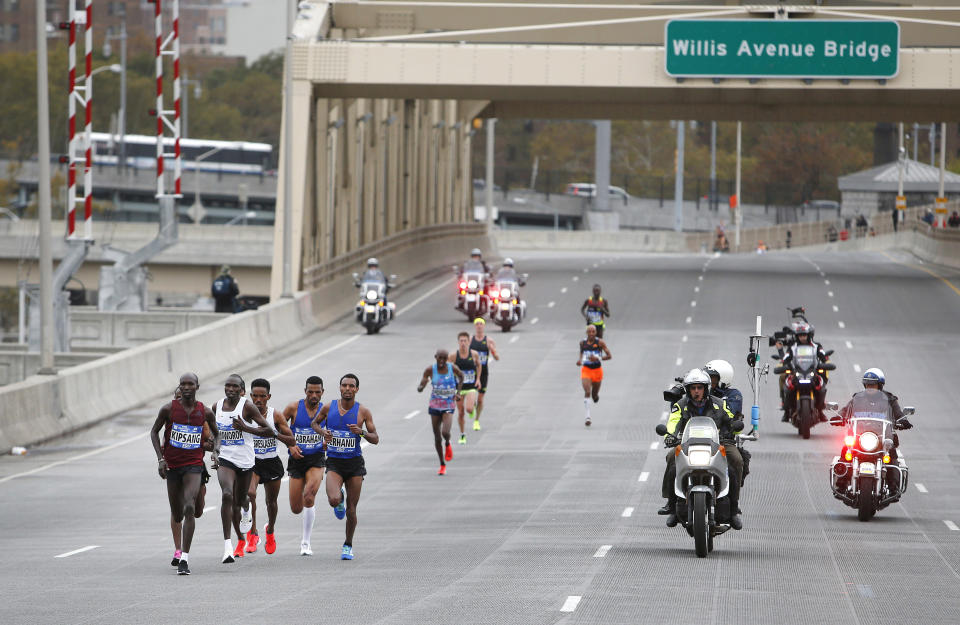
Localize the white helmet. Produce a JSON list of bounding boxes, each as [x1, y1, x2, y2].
[[862, 367, 885, 388], [503, 258, 514, 267], [682, 368, 711, 394], [704, 359, 734, 389], [367, 257, 379, 267]]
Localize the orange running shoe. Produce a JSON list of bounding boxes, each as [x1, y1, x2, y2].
[[265, 529, 277, 555], [444, 442, 453, 461], [245, 532, 259, 553], [233, 540, 246, 558], [438, 465, 447, 476]]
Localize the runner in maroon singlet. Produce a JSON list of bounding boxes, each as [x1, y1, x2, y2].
[[150, 372, 218, 575]]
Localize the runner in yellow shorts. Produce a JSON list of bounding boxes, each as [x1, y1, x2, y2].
[[577, 325, 611, 427]]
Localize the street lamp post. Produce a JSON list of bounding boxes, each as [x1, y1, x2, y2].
[[191, 144, 231, 222], [181, 71, 202, 140], [103, 21, 126, 171]]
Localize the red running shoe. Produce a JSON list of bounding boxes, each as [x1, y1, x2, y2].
[[245, 532, 259, 553], [444, 442, 453, 461], [233, 540, 246, 558], [265, 529, 277, 555], [437, 465, 447, 476]]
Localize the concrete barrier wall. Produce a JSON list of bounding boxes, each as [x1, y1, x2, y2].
[[0, 350, 105, 386], [0, 227, 494, 454], [70, 309, 226, 350], [494, 229, 685, 253]]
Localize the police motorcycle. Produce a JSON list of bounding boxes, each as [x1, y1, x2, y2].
[[827, 391, 914, 521], [773, 344, 835, 439], [352, 273, 397, 334], [488, 274, 528, 332], [655, 418, 754, 558], [454, 260, 490, 321]]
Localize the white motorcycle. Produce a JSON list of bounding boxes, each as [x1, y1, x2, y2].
[[353, 274, 396, 334], [488, 277, 527, 332]]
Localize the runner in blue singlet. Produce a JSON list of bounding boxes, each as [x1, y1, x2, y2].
[[418, 349, 464, 475], [280, 376, 325, 556], [313, 373, 380, 560]]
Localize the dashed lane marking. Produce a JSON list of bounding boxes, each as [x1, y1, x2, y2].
[[944, 520, 959, 531], [675, 357, 683, 367], [828, 291, 834, 298], [639, 471, 650, 482], [838, 321, 846, 329], [649, 441, 660, 450], [690, 301, 697, 307], [404, 410, 420, 420], [845, 340, 853, 349], [55, 546, 99, 558], [397, 280, 450, 316], [531, 317, 539, 325], [594, 544, 613, 556], [548, 301, 555, 308], [685, 316, 692, 324], [203, 505, 217, 513], [621, 508, 634, 518], [660, 411, 668, 422], [694, 286, 700, 293], [572, 276, 579, 282], [583, 268, 589, 273], [509, 336, 519, 343], [560, 596, 582, 613], [853, 364, 862, 373], [916, 483, 928, 493], [682, 335, 688, 343], [561, 287, 568, 294], [698, 275, 703, 281], [270, 335, 360, 380], [832, 305, 839, 312], [825, 280, 831, 285]]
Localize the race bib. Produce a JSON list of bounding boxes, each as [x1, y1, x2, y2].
[[462, 369, 476, 384], [219, 424, 245, 446], [254, 436, 277, 455], [329, 429, 356, 453], [294, 427, 323, 453], [478, 352, 489, 365], [170, 423, 202, 450], [587, 310, 603, 323]]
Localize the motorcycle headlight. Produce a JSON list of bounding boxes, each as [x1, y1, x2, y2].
[[687, 445, 713, 467], [366, 290, 378, 300], [858, 432, 880, 452], [467, 279, 478, 289], [500, 288, 511, 298]]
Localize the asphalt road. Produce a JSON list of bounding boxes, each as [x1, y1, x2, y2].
[[3, 248, 960, 624]]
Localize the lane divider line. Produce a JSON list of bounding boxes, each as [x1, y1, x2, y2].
[[509, 336, 519, 343], [403, 410, 420, 420], [853, 364, 862, 373], [649, 441, 660, 450], [270, 335, 360, 381], [825, 280, 831, 285], [944, 520, 959, 531], [838, 321, 846, 329], [639, 471, 650, 482], [572, 276, 579, 282], [832, 305, 839, 312], [698, 275, 703, 281], [55, 545, 99, 558], [548, 301, 555, 308], [690, 301, 697, 307], [660, 411, 668, 422], [916, 483, 928, 493], [594, 544, 613, 556], [845, 340, 853, 349], [828, 291, 834, 298], [561, 287, 568, 294], [531, 317, 539, 325], [675, 357, 683, 367], [560, 596, 582, 613], [694, 287, 700, 293], [621, 507, 634, 518], [397, 280, 450, 316], [685, 316, 692, 324], [203, 505, 217, 513], [0, 430, 148, 485], [681, 335, 688, 343]]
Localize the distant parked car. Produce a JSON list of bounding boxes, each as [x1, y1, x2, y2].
[[564, 182, 631, 204], [473, 178, 502, 192], [801, 200, 840, 217]]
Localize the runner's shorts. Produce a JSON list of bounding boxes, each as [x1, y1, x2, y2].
[[428, 408, 455, 417], [167, 464, 203, 482], [218, 457, 253, 474], [580, 366, 603, 383], [287, 452, 326, 479], [325, 455, 367, 480], [253, 456, 285, 483]]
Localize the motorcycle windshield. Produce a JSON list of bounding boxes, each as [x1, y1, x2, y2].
[[463, 260, 485, 273], [793, 345, 816, 370], [849, 389, 893, 424], [495, 280, 518, 296], [681, 417, 720, 445], [361, 282, 384, 299]]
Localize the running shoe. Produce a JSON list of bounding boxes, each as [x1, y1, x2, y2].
[[438, 464, 447, 476], [473, 419, 481, 431], [341, 544, 354, 560], [444, 442, 453, 461], [300, 542, 313, 556], [585, 416, 592, 427], [239, 506, 253, 534], [233, 540, 246, 558], [222, 550, 235, 564], [245, 531, 259, 553], [458, 434, 466, 445], [171, 550, 182, 567], [177, 560, 191, 575], [265, 529, 277, 555], [333, 485, 346, 520]]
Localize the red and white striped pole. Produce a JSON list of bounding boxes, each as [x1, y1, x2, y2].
[[65, 0, 93, 241], [66, 1, 77, 238], [82, 0, 93, 239], [172, 1, 182, 196], [154, 0, 182, 200], [154, 0, 164, 198]]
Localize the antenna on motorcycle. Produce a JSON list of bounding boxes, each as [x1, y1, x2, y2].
[[747, 315, 766, 440]]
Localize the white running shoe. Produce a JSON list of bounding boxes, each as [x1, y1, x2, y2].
[[300, 542, 313, 556], [239, 506, 252, 534], [222, 549, 235, 564]]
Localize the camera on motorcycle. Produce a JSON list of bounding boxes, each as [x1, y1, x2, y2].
[[774, 330, 787, 340], [902, 406, 915, 416], [768, 336, 778, 347], [773, 365, 786, 374], [655, 424, 668, 436]]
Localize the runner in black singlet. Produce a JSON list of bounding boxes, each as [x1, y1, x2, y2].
[[469, 318, 500, 428], [449, 331, 482, 445]]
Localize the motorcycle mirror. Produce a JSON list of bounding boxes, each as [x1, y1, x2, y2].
[[730, 420, 744, 431], [883, 438, 895, 451], [822, 362, 837, 371], [452, 265, 460, 273], [352, 272, 359, 279], [770, 354, 780, 360], [389, 274, 398, 280], [824, 349, 835, 357], [655, 424, 668, 436], [826, 401, 839, 411], [774, 330, 786, 339], [773, 365, 786, 374], [902, 406, 915, 416]]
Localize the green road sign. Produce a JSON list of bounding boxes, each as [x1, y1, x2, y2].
[[665, 20, 900, 79]]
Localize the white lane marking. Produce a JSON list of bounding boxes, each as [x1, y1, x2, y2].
[[55, 545, 99, 558], [560, 596, 582, 613], [694, 286, 700, 293], [819, 271, 825, 277], [853, 364, 862, 373], [660, 411, 668, 422], [690, 301, 697, 307], [531, 317, 539, 325], [548, 301, 555, 308], [698, 275, 703, 281], [681, 335, 688, 343], [639, 471, 650, 482], [509, 335, 519, 343], [594, 544, 613, 556], [572, 276, 579, 282], [203, 505, 216, 513], [649, 441, 660, 450], [583, 268, 589, 273], [397, 279, 450, 316], [845, 340, 853, 349], [0, 431, 148, 485], [270, 335, 360, 380], [828, 291, 834, 298], [561, 287, 568, 294], [593, 263, 598, 268], [838, 321, 846, 329], [403, 410, 420, 420], [621, 507, 634, 518], [825, 280, 831, 285], [915, 483, 928, 493], [944, 520, 959, 531], [832, 305, 839, 312], [685, 316, 692, 324], [675, 357, 683, 367]]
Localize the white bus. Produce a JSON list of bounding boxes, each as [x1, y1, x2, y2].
[[84, 132, 273, 175]]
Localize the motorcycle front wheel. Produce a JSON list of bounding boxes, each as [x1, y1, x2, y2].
[[798, 397, 812, 439], [857, 476, 877, 521], [692, 491, 709, 558]]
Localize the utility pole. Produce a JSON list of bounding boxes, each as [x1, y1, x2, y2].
[[735, 122, 742, 250], [710, 121, 717, 212], [485, 118, 495, 229], [594, 120, 611, 213], [674, 120, 685, 232], [36, 0, 55, 372], [280, 0, 294, 297]]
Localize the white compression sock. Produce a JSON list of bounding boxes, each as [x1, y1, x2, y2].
[[180, 552, 188, 562], [223, 539, 232, 553], [584, 398, 591, 418], [302, 505, 316, 544]]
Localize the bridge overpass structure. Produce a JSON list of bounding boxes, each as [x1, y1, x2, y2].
[[274, 0, 960, 298]]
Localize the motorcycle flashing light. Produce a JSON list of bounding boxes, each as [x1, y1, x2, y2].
[[882, 454, 891, 464], [459, 281, 467, 290], [844, 435, 856, 448], [844, 449, 853, 462]]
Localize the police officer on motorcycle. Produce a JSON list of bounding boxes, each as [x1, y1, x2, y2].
[[658, 368, 745, 530], [704, 359, 751, 488], [778, 322, 829, 422], [840, 367, 912, 461]]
